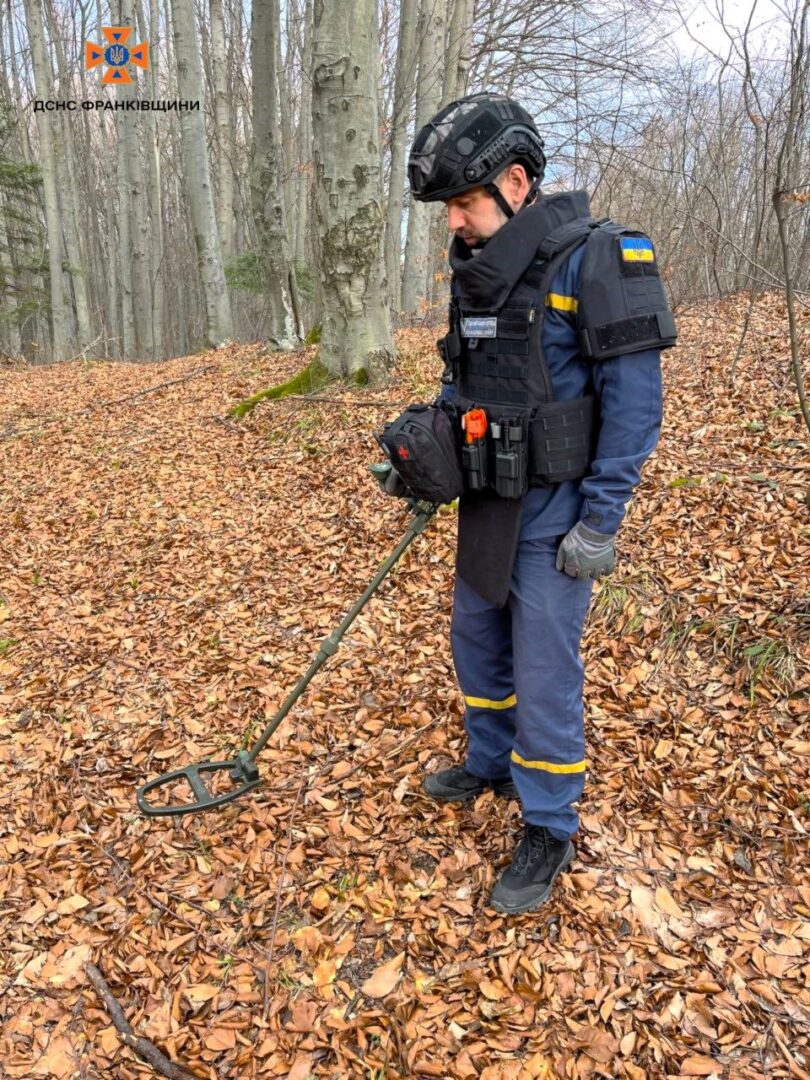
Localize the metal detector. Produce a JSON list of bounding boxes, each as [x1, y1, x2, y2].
[[136, 465, 438, 817]]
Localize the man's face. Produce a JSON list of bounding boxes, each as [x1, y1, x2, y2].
[[444, 165, 533, 247], [445, 186, 507, 247]]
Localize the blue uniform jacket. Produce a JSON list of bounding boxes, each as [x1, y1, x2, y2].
[[442, 242, 664, 539]]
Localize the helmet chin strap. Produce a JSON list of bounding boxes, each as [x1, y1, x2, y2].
[[484, 177, 542, 220], [484, 182, 516, 220]]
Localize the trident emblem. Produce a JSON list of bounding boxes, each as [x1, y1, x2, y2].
[[85, 27, 149, 85]]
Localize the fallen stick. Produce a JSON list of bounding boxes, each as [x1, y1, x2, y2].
[[88, 364, 216, 411], [1, 364, 216, 440], [85, 964, 204, 1080]]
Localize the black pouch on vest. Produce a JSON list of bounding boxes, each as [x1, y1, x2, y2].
[[529, 395, 596, 484], [491, 415, 529, 499], [377, 404, 464, 505]]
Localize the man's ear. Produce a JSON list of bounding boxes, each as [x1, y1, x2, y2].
[[508, 163, 529, 194]]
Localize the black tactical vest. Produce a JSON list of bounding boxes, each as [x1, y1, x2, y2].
[[435, 190, 677, 608], [438, 191, 599, 493]]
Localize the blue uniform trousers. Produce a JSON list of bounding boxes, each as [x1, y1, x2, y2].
[[450, 535, 594, 840]]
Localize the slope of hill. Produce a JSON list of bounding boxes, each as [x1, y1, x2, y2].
[[1, 294, 808, 1079]]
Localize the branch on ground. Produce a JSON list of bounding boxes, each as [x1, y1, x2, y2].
[[85, 963, 206, 1080]]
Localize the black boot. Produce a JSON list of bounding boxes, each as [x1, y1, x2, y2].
[[422, 764, 517, 802], [490, 823, 575, 914]]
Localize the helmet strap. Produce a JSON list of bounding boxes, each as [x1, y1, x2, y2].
[[484, 182, 516, 220], [485, 175, 542, 219]]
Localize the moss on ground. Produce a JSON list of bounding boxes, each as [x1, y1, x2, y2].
[[229, 357, 331, 418]]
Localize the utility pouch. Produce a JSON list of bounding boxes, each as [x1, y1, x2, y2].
[[437, 327, 462, 385], [529, 395, 595, 484], [377, 403, 464, 505], [491, 415, 528, 499], [461, 439, 488, 491]]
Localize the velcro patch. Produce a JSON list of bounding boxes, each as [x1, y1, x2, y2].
[[461, 317, 498, 338], [620, 236, 655, 263]]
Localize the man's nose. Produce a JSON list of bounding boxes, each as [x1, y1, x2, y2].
[[447, 205, 465, 231]]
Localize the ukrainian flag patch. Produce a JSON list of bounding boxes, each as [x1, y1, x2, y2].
[[620, 236, 655, 262]]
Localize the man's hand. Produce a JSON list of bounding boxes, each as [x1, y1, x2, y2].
[[556, 520, 616, 580]]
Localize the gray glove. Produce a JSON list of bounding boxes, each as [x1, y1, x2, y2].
[[556, 520, 616, 580], [383, 467, 409, 498]]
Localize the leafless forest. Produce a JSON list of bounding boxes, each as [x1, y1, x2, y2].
[[0, 0, 807, 375]]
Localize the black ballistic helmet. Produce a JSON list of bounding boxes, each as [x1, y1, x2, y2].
[[408, 92, 547, 218]]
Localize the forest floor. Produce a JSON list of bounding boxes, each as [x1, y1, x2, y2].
[[0, 293, 808, 1080]]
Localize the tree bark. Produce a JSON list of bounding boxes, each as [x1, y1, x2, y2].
[[44, 0, 94, 353], [294, 0, 313, 270], [115, 0, 152, 359], [137, 0, 164, 359], [384, 0, 419, 314], [22, 0, 72, 360], [400, 0, 445, 317], [442, 0, 472, 103], [210, 0, 235, 263], [312, 0, 394, 381], [250, 0, 298, 347], [170, 0, 233, 346]]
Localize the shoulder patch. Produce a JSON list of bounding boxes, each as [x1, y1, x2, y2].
[[577, 223, 677, 360], [619, 236, 655, 263]]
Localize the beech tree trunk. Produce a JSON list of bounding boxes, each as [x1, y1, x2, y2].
[[44, 0, 93, 352], [170, 0, 232, 347], [210, 0, 234, 263], [400, 0, 445, 317], [250, 0, 298, 347], [23, 0, 71, 360], [384, 0, 419, 314], [312, 0, 394, 381]]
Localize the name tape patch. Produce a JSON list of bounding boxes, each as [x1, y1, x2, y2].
[[620, 236, 655, 263], [461, 316, 498, 338]]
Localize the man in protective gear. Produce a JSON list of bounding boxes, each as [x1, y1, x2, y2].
[[389, 92, 675, 915]]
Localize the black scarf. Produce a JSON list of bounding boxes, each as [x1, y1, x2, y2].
[[449, 190, 592, 313]]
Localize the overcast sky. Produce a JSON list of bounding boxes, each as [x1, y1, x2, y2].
[[670, 0, 792, 56]]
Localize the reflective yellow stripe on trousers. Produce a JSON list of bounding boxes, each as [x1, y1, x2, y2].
[[464, 693, 517, 711], [511, 750, 587, 774]]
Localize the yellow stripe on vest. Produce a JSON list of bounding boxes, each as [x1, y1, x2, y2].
[[545, 292, 579, 313], [511, 750, 587, 774], [464, 693, 517, 710]]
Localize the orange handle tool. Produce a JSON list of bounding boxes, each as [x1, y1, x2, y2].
[[464, 408, 488, 444]]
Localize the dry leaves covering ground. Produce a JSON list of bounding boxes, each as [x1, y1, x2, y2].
[[0, 292, 808, 1080]]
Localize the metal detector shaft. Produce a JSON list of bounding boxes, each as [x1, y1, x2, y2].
[[247, 498, 438, 762]]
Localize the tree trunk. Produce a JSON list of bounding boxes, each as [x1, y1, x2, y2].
[[170, 0, 233, 346], [312, 0, 394, 381], [22, 0, 71, 360], [430, 0, 473, 310], [1, 9, 34, 357], [401, 0, 445, 317], [138, 0, 164, 359], [442, 0, 473, 103], [0, 192, 21, 356], [250, 0, 298, 347], [384, 0, 419, 315], [44, 0, 93, 353], [210, 0, 234, 263], [115, 0, 152, 359], [294, 0, 313, 269], [279, 0, 295, 232], [116, 120, 136, 359]]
